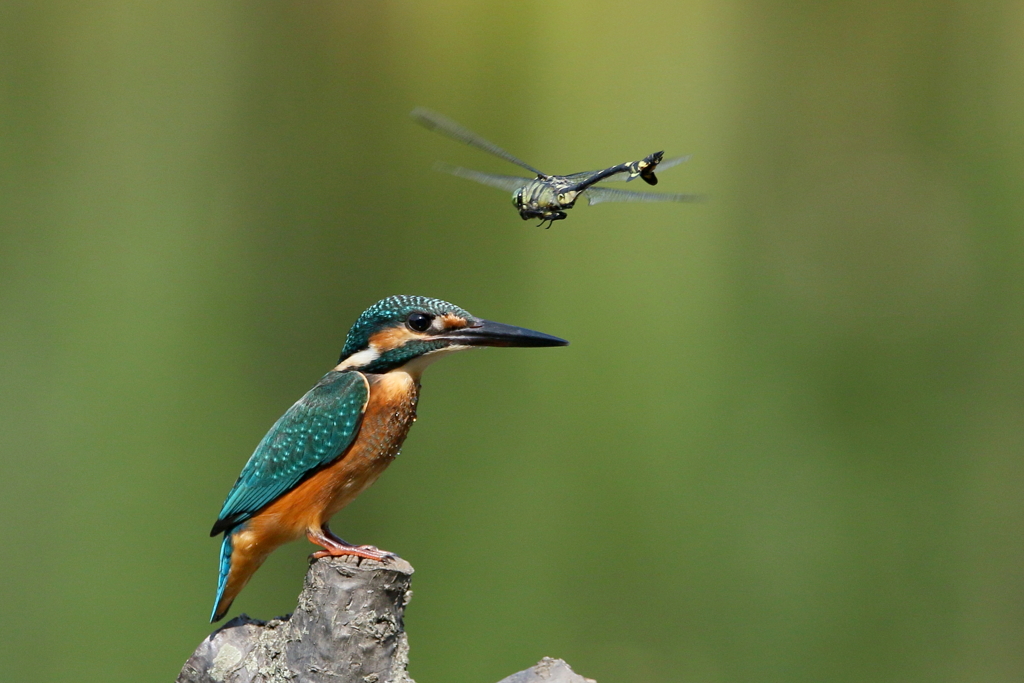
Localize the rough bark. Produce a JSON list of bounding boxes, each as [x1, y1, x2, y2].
[[495, 658, 595, 683], [177, 555, 414, 683], [178, 555, 593, 683]]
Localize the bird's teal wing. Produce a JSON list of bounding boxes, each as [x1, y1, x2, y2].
[[210, 370, 370, 535]]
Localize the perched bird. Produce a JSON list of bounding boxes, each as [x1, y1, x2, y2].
[[209, 295, 567, 622], [412, 107, 700, 227]]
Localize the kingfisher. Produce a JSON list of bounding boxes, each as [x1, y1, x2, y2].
[[209, 295, 567, 622]]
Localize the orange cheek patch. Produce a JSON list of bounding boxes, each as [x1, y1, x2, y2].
[[441, 314, 468, 329], [369, 326, 419, 352]]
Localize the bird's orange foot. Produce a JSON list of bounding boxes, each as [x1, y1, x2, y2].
[[310, 544, 395, 563], [307, 525, 396, 564]]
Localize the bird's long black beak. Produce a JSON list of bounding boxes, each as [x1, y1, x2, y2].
[[441, 318, 568, 348]]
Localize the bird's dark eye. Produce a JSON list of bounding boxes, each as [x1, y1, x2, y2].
[[407, 312, 433, 332]]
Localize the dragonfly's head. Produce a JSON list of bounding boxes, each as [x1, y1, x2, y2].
[[336, 295, 567, 376], [511, 187, 525, 211]]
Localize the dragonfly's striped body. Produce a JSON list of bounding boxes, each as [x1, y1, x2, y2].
[[413, 108, 699, 227]]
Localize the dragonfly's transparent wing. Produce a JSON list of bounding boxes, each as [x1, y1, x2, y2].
[[560, 170, 610, 184], [434, 162, 530, 194], [412, 108, 545, 176], [606, 155, 691, 182], [654, 154, 691, 171], [584, 187, 703, 205]]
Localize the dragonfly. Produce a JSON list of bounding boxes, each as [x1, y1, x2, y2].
[[412, 107, 700, 227]]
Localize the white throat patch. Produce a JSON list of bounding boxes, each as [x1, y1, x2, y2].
[[335, 345, 381, 371]]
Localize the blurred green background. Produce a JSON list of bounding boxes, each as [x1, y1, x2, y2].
[[2, 2, 1023, 682]]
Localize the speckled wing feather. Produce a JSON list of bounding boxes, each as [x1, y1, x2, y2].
[[584, 187, 703, 205], [211, 371, 370, 535]]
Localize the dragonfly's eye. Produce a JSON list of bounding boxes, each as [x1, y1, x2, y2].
[[407, 312, 434, 332]]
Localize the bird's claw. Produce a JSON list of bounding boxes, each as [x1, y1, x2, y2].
[[309, 544, 396, 565], [347, 545, 397, 566]]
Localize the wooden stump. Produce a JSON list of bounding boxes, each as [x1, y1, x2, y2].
[[178, 554, 593, 683]]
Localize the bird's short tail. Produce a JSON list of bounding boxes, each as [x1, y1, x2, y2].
[[210, 527, 277, 622], [210, 534, 234, 622]]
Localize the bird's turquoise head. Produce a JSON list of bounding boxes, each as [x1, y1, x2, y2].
[[336, 295, 567, 375]]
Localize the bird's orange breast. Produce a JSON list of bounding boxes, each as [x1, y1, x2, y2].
[[246, 369, 420, 538]]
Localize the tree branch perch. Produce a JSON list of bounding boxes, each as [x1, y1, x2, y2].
[[178, 555, 593, 683]]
